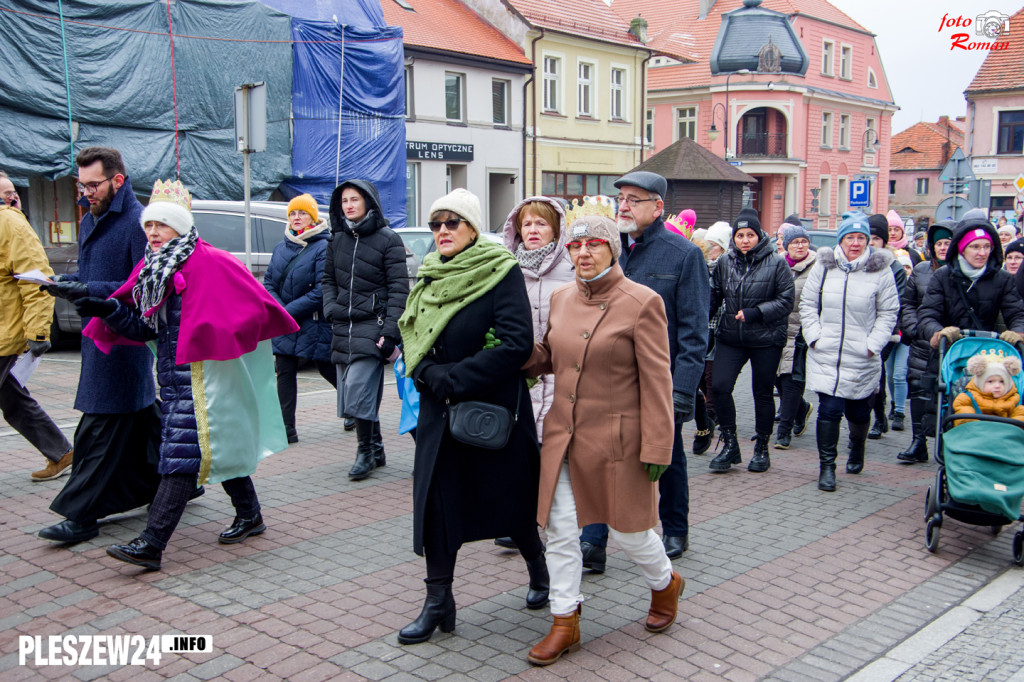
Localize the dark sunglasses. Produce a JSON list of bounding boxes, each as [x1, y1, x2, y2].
[[428, 219, 463, 232]]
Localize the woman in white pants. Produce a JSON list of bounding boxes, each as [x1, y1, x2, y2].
[[523, 215, 683, 666]]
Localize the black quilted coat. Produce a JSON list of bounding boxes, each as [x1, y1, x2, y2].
[[710, 231, 794, 348], [900, 221, 953, 391], [323, 180, 409, 365]]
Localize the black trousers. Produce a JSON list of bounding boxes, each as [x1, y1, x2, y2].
[[776, 373, 806, 434], [711, 342, 783, 436], [874, 342, 895, 420], [141, 474, 260, 550], [0, 354, 72, 461], [275, 354, 337, 434]]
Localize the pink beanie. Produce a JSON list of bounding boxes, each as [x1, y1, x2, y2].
[[886, 210, 903, 229], [958, 227, 993, 253]]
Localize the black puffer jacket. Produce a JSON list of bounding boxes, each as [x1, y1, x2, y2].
[[104, 292, 201, 475], [323, 179, 409, 364], [901, 220, 954, 385], [710, 230, 794, 348], [919, 220, 1024, 345]]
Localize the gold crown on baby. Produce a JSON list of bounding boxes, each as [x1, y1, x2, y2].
[[564, 195, 617, 226], [148, 179, 191, 211], [975, 348, 1008, 362]]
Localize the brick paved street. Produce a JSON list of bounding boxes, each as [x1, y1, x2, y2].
[[1, 348, 1021, 680]]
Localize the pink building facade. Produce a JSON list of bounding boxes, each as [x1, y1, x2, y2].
[[632, 0, 896, 232]]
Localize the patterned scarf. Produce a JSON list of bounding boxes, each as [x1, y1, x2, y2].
[[399, 238, 518, 374], [132, 226, 199, 329], [514, 240, 557, 272]]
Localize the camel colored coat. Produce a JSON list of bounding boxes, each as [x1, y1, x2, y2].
[[524, 264, 674, 532]]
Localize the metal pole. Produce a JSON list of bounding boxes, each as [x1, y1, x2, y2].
[[242, 85, 252, 273]]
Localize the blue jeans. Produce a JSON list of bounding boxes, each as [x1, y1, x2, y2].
[[884, 344, 909, 415], [580, 421, 688, 548]]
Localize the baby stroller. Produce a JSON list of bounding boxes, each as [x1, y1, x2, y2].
[[925, 331, 1024, 565]]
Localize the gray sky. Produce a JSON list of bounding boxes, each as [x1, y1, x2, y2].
[[829, 0, 1021, 133]]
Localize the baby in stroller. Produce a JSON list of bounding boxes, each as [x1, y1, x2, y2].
[[952, 350, 1024, 426]]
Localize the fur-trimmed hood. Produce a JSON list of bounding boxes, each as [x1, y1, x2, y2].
[[816, 245, 893, 273]]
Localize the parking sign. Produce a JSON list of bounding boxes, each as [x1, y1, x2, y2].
[[849, 180, 870, 207]]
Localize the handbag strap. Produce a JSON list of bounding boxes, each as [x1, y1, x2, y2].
[[954, 278, 985, 331]]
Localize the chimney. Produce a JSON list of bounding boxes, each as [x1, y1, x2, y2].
[[629, 15, 648, 43], [698, 0, 716, 20]]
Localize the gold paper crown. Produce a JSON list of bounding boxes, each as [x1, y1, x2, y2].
[[976, 348, 1008, 361], [564, 195, 617, 226], [148, 179, 191, 211]]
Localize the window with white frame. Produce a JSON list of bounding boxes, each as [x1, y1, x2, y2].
[[822, 40, 834, 76], [445, 72, 464, 122], [916, 178, 929, 194], [837, 177, 848, 213], [676, 106, 697, 140], [492, 79, 510, 126], [865, 116, 877, 152], [577, 61, 594, 117], [645, 109, 654, 145], [840, 45, 852, 80], [820, 176, 832, 216], [610, 68, 625, 120], [821, 112, 833, 147], [543, 56, 560, 113], [404, 65, 414, 119], [839, 114, 850, 149], [867, 67, 877, 88]]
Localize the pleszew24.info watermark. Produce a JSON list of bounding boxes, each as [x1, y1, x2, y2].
[[18, 634, 212, 666], [939, 10, 1011, 50]]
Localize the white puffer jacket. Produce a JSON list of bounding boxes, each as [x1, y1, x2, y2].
[[800, 246, 900, 400]]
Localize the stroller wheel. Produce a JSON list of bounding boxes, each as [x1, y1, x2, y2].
[[1013, 531, 1024, 567], [924, 488, 937, 522], [926, 517, 941, 553]]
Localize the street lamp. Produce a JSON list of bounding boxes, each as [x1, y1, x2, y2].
[[863, 128, 880, 155], [706, 69, 749, 159]]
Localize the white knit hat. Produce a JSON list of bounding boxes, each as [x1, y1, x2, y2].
[[568, 215, 621, 259], [140, 179, 193, 236], [705, 221, 732, 251], [429, 188, 483, 236], [967, 351, 1021, 393]]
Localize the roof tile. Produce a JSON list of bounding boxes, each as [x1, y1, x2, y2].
[[965, 7, 1024, 93], [506, 0, 649, 50], [889, 119, 965, 170], [380, 0, 531, 65]]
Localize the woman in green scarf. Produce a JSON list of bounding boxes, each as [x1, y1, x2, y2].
[[396, 189, 548, 645]]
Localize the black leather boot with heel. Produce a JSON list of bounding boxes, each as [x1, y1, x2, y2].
[[748, 433, 771, 472], [525, 552, 550, 610], [846, 421, 870, 474], [817, 419, 840, 492], [348, 419, 377, 481], [708, 427, 741, 472], [398, 584, 456, 644]]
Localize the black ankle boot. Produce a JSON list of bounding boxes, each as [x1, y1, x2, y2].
[[898, 435, 929, 463], [349, 419, 377, 481], [398, 584, 456, 644], [709, 428, 741, 471], [692, 399, 715, 455], [774, 428, 792, 450], [525, 552, 550, 610], [817, 419, 840, 492], [748, 433, 771, 472], [371, 421, 386, 467], [867, 414, 888, 439], [847, 421, 869, 474]]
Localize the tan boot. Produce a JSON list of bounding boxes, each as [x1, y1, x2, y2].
[[31, 449, 73, 482], [645, 571, 684, 632], [527, 604, 581, 666]]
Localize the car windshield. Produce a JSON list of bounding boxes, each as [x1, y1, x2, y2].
[[398, 229, 436, 261]]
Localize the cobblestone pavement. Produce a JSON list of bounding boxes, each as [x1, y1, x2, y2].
[[1, 348, 1021, 680]]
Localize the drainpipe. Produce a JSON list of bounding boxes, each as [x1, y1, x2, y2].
[[529, 28, 544, 197], [639, 52, 651, 163]]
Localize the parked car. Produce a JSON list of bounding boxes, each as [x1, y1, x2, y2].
[[806, 229, 838, 251], [395, 226, 503, 281], [46, 200, 415, 339]]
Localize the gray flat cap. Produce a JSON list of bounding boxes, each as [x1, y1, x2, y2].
[[613, 171, 667, 197]]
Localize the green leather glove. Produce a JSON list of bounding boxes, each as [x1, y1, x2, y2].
[[483, 327, 502, 350], [644, 463, 668, 482]]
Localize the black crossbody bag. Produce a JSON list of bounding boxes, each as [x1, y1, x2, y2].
[[447, 382, 522, 450]]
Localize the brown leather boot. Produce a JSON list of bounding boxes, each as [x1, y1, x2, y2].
[[526, 604, 581, 666], [645, 571, 684, 632]]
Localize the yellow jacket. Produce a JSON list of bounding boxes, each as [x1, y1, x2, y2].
[[952, 379, 1024, 427], [0, 206, 54, 356]]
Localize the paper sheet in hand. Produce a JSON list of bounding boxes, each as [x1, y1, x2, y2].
[[10, 352, 41, 387], [13, 269, 54, 286]]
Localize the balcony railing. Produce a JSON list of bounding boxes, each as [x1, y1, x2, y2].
[[737, 132, 787, 158]]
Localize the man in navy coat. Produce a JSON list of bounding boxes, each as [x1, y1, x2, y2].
[[580, 171, 709, 567], [38, 147, 162, 543]]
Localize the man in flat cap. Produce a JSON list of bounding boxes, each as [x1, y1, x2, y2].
[[579, 170, 709, 568]]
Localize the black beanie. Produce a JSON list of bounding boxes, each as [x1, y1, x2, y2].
[[1005, 237, 1024, 259], [734, 207, 762, 235], [784, 213, 801, 226], [867, 214, 889, 245]]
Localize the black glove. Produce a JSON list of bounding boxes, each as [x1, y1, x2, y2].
[[27, 340, 50, 357], [73, 297, 118, 319], [416, 363, 453, 401], [43, 281, 89, 301], [673, 390, 695, 424], [379, 337, 397, 359]]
